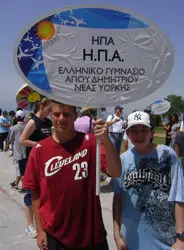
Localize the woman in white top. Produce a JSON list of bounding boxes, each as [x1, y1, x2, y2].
[[169, 113, 180, 148]]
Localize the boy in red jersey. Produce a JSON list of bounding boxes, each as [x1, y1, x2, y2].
[[23, 101, 121, 250]]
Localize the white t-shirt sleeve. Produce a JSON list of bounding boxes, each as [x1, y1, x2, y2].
[[180, 121, 183, 131], [106, 115, 113, 122], [111, 156, 124, 194]]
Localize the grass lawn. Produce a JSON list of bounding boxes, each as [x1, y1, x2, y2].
[[153, 126, 166, 145], [153, 136, 165, 145], [154, 126, 165, 135]]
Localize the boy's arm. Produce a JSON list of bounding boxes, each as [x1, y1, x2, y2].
[[113, 194, 121, 239], [175, 143, 181, 158], [94, 119, 121, 177], [175, 202, 184, 240], [32, 190, 48, 250], [113, 194, 127, 250], [103, 137, 121, 177], [171, 202, 184, 249], [175, 202, 184, 232]]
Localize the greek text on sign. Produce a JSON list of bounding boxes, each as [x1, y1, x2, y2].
[[15, 6, 174, 107]]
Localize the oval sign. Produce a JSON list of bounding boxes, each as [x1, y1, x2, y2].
[[149, 99, 171, 115], [14, 5, 174, 107]]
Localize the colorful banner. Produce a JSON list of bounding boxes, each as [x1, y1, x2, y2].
[[16, 83, 44, 110], [14, 5, 174, 107]]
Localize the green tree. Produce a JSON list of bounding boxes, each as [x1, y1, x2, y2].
[[165, 95, 184, 114]]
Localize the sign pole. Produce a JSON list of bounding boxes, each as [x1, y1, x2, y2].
[[96, 108, 101, 196], [160, 114, 164, 124]]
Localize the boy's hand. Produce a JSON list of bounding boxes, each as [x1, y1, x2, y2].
[[171, 239, 184, 250], [37, 231, 48, 250], [114, 234, 128, 250], [93, 119, 109, 142]]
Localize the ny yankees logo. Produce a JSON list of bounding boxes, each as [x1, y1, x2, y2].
[[134, 113, 142, 120]]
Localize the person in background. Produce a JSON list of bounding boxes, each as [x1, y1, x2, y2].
[[123, 130, 134, 152], [74, 107, 96, 133], [9, 110, 16, 125], [163, 115, 173, 146], [174, 132, 184, 175], [23, 101, 121, 250], [75, 107, 109, 183], [0, 110, 10, 151], [0, 109, 2, 150], [19, 98, 52, 238], [16, 107, 23, 111], [101, 108, 108, 121], [7, 110, 26, 189], [112, 111, 184, 250], [180, 112, 184, 132], [6, 110, 17, 154], [106, 106, 124, 154], [169, 113, 180, 148], [12, 107, 23, 126]]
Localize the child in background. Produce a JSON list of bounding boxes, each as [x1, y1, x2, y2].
[[7, 110, 26, 189], [174, 132, 184, 175]]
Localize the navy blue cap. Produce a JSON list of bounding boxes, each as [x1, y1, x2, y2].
[[115, 106, 123, 110]]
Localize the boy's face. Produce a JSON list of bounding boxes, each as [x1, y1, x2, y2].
[[51, 103, 77, 134], [127, 124, 154, 149]]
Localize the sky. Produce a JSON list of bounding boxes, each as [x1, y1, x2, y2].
[[0, 0, 184, 116]]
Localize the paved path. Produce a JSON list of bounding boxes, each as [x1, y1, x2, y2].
[[154, 133, 166, 138], [0, 151, 116, 250]]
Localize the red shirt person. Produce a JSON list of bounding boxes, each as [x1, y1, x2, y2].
[[23, 101, 121, 250]]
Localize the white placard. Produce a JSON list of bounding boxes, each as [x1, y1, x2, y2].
[[14, 5, 174, 107], [149, 99, 171, 115]]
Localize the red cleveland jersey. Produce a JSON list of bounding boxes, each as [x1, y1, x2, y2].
[[23, 132, 107, 248]]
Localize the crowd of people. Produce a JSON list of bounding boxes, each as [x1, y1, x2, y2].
[[163, 113, 184, 174], [0, 102, 184, 250]]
